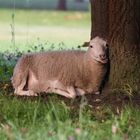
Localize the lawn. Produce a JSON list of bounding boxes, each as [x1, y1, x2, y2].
[[0, 9, 140, 140], [0, 93, 140, 140], [0, 9, 90, 52]]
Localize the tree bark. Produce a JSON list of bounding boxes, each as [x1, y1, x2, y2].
[[90, 0, 109, 39], [90, 0, 140, 92]]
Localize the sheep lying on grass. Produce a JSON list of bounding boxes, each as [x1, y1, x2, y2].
[[11, 36, 109, 98]]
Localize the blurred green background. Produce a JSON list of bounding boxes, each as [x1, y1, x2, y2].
[[0, 0, 90, 52]]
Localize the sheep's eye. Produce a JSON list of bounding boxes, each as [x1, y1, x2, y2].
[[90, 45, 93, 48]]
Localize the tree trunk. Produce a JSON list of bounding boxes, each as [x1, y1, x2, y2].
[[90, 0, 140, 92], [57, 0, 67, 10], [90, 0, 109, 39]]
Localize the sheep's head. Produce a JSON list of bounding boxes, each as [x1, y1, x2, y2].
[[85, 36, 109, 64]]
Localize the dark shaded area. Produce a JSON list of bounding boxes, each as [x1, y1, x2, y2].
[[100, 46, 110, 92], [1, 81, 140, 115]]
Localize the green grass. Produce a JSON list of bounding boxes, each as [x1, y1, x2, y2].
[[0, 95, 140, 140], [0, 9, 90, 26], [0, 9, 90, 52]]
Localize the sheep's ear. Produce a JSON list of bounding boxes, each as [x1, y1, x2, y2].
[[81, 41, 90, 47]]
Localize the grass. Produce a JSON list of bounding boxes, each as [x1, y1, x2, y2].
[[0, 9, 90, 52], [0, 9, 140, 140], [0, 95, 140, 140], [0, 9, 90, 26]]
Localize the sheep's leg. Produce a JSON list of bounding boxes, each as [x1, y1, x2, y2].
[[66, 86, 76, 99], [46, 80, 76, 98], [53, 86, 77, 99], [46, 88, 74, 98], [75, 88, 86, 96], [52, 86, 76, 99], [15, 90, 37, 96], [53, 87, 85, 99], [14, 78, 37, 96]]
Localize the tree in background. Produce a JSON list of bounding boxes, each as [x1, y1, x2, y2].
[[57, 0, 67, 10], [90, 0, 140, 92]]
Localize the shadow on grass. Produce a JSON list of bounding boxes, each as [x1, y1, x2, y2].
[[1, 80, 140, 116]]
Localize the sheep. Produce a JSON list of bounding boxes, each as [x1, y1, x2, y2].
[[11, 36, 109, 98]]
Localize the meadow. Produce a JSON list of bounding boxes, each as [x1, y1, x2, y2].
[[0, 9, 90, 52], [0, 9, 140, 140]]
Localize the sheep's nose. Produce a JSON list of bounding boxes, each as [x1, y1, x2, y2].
[[99, 54, 106, 59]]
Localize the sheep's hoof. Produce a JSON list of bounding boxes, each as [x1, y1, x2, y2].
[[27, 91, 38, 96], [14, 90, 37, 96], [69, 94, 76, 99]]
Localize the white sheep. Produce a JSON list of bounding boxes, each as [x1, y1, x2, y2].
[[11, 36, 109, 98]]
